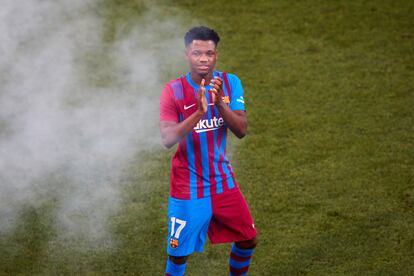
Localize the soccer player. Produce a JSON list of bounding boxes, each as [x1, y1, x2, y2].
[[160, 26, 257, 276]]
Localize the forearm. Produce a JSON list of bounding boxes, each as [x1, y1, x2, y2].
[[216, 102, 247, 138], [161, 111, 204, 148]]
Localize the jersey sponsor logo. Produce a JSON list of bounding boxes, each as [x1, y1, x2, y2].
[[194, 116, 224, 133], [184, 103, 196, 110]]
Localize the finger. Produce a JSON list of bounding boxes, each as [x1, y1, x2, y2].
[[201, 86, 206, 98], [201, 78, 205, 87], [198, 87, 205, 100], [211, 81, 222, 90], [210, 77, 222, 85], [209, 81, 221, 90], [215, 76, 222, 85]]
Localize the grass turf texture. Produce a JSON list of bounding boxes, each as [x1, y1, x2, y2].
[[1, 0, 413, 274]]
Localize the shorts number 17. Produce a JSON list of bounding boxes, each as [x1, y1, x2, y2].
[[170, 217, 187, 239]]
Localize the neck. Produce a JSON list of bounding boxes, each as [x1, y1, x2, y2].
[[190, 71, 213, 85]]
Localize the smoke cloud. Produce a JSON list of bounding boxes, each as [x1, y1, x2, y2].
[[0, 0, 186, 243]]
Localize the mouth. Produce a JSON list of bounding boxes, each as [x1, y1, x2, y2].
[[197, 65, 209, 71]]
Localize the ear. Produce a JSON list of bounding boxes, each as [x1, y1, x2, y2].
[[184, 48, 190, 61]]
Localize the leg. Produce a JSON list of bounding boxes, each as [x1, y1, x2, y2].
[[165, 255, 189, 276], [165, 196, 212, 276], [229, 237, 257, 276], [169, 255, 189, 264], [235, 236, 258, 249], [207, 189, 258, 275]]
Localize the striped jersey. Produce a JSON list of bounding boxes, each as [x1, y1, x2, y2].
[[160, 71, 246, 200]]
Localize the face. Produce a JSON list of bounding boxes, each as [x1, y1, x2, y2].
[[185, 40, 218, 79]]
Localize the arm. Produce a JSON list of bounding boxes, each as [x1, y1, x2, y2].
[[160, 111, 203, 149], [210, 77, 248, 138], [160, 79, 208, 148], [215, 102, 247, 138]]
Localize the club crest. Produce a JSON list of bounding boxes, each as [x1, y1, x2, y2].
[[170, 238, 179, 248]]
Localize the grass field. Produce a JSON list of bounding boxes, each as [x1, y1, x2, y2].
[[1, 0, 413, 275]]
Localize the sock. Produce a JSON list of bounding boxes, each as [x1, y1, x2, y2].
[[165, 258, 187, 276], [229, 244, 254, 276]]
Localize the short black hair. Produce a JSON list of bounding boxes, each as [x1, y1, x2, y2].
[[184, 26, 220, 47]]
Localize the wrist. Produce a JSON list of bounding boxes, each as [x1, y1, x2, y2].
[[195, 109, 205, 118], [215, 100, 226, 109]]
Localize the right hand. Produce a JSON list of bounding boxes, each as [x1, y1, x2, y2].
[[197, 79, 208, 114]]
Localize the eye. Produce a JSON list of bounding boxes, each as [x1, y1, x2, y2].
[[192, 51, 201, 57]]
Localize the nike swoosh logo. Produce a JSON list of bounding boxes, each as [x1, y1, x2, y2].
[[195, 127, 219, 133], [184, 103, 196, 110]]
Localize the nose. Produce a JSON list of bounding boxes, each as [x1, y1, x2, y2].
[[199, 53, 208, 62]]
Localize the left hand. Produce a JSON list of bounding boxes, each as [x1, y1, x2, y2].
[[209, 76, 223, 105]]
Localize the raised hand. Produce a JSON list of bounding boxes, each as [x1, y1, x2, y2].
[[197, 79, 208, 114], [209, 76, 223, 105]]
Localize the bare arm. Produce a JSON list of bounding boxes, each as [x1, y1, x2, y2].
[[216, 103, 247, 138], [160, 79, 208, 148], [210, 77, 247, 138]]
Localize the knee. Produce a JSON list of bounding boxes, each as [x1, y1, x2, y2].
[[235, 236, 258, 249], [247, 236, 258, 248], [169, 255, 188, 265]]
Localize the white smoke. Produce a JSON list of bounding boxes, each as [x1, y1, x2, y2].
[[0, 0, 185, 243]]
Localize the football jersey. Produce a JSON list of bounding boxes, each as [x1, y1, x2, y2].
[[160, 71, 246, 199]]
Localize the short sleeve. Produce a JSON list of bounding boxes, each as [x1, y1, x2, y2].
[[160, 84, 179, 122], [228, 74, 246, 111]]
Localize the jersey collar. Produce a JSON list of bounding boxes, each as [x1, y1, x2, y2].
[[185, 71, 218, 90]]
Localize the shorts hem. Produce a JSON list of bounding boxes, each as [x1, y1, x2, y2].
[[209, 231, 257, 245], [167, 247, 204, 257]]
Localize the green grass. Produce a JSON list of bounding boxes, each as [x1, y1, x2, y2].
[[1, 0, 413, 275]]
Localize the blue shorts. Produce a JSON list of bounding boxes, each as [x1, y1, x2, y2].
[[167, 196, 212, 256], [166, 189, 257, 257]]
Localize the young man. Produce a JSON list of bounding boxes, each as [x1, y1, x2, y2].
[[159, 26, 257, 276]]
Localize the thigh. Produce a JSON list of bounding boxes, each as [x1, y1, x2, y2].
[[167, 196, 212, 256], [208, 189, 257, 244]]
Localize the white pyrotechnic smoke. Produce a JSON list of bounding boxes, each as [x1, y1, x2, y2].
[[0, 0, 185, 242]]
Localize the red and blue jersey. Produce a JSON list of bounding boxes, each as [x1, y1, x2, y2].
[[160, 71, 246, 199]]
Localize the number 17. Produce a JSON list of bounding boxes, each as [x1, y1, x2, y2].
[[170, 217, 187, 239]]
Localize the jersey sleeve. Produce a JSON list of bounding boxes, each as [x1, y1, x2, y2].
[[227, 74, 246, 111], [160, 84, 179, 122]]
